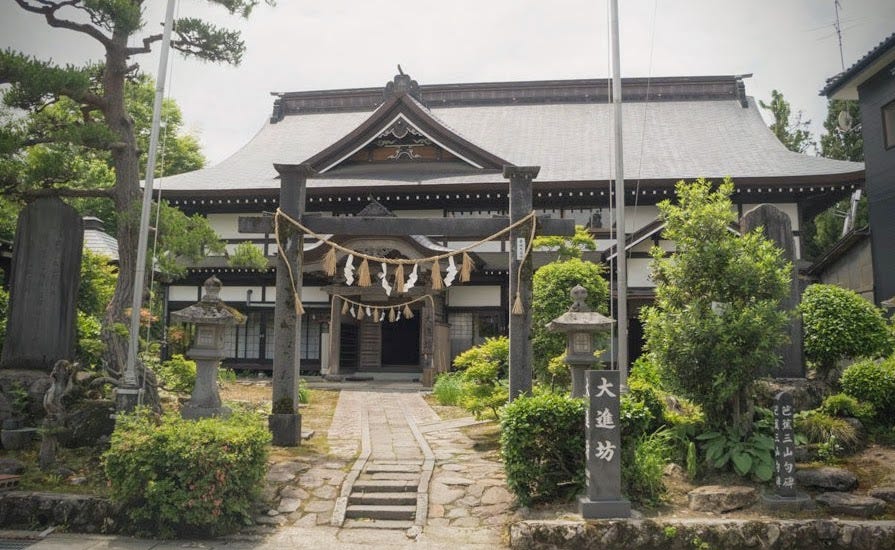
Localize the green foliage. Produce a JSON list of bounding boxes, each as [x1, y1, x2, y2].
[[800, 284, 894, 373], [532, 258, 608, 380], [686, 441, 698, 480], [152, 201, 226, 280], [642, 179, 791, 429], [794, 410, 860, 456], [546, 353, 572, 388], [451, 337, 509, 419], [228, 241, 269, 270], [820, 393, 876, 424], [103, 409, 269, 538], [841, 356, 895, 419], [624, 428, 674, 505], [155, 354, 197, 393], [820, 99, 863, 162], [532, 225, 597, 261], [432, 372, 463, 406], [78, 249, 117, 318], [453, 336, 509, 374], [298, 379, 310, 405], [759, 89, 815, 153], [76, 310, 106, 369], [695, 427, 775, 481], [499, 392, 586, 506]]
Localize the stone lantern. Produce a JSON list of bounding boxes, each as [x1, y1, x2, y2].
[[546, 285, 615, 398], [170, 276, 245, 420]]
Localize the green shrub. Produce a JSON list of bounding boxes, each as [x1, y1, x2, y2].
[[695, 427, 775, 481], [795, 409, 860, 455], [433, 372, 463, 406], [298, 378, 311, 405], [500, 392, 586, 506], [841, 356, 895, 419], [155, 354, 197, 393], [76, 310, 106, 369], [820, 393, 876, 423], [453, 337, 509, 419], [104, 409, 269, 537], [624, 429, 674, 505], [228, 241, 269, 270], [453, 337, 509, 374], [801, 284, 894, 373]]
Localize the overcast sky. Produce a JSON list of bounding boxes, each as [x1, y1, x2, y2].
[[2, 0, 894, 165]]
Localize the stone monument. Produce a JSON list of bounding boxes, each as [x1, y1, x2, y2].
[[1, 198, 83, 371], [580, 369, 631, 518], [546, 285, 615, 398], [763, 390, 811, 510], [170, 276, 245, 420], [740, 204, 803, 377]]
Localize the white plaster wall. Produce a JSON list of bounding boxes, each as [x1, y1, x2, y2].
[[301, 286, 330, 303], [219, 285, 263, 303], [208, 213, 265, 239], [447, 286, 502, 307], [169, 285, 200, 302], [628, 258, 654, 287]]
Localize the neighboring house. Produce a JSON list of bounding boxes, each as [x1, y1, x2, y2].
[[822, 32, 895, 306], [83, 216, 119, 262], [804, 226, 873, 302], [160, 73, 863, 375]]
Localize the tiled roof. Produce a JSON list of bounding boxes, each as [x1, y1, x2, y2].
[[821, 33, 895, 97], [160, 76, 863, 194]]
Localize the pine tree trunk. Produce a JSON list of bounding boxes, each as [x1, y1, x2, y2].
[[99, 27, 159, 409]]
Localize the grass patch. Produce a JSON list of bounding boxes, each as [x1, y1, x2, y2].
[[5, 446, 109, 495], [423, 393, 472, 421], [462, 420, 501, 453]]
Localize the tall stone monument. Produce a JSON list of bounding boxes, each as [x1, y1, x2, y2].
[[1, 198, 83, 371], [740, 204, 803, 378]]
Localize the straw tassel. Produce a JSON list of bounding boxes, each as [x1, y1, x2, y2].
[[323, 245, 338, 276], [403, 304, 414, 319], [341, 299, 350, 315], [394, 263, 405, 294], [357, 258, 372, 287], [512, 292, 524, 315], [357, 305, 365, 320], [460, 252, 474, 283], [430, 259, 444, 290], [294, 292, 305, 315], [388, 308, 396, 323]]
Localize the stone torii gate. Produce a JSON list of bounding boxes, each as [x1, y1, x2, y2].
[[240, 163, 574, 445]]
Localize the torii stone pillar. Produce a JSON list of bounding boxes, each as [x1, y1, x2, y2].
[[741, 204, 803, 378], [270, 163, 314, 445], [504, 166, 539, 400]]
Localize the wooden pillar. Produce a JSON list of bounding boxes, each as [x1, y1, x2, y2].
[[503, 166, 539, 401], [328, 295, 342, 377], [272, 163, 314, 421]]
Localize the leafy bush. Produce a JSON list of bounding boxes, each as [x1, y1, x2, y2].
[[801, 284, 893, 373], [624, 429, 674, 505], [453, 337, 509, 419], [695, 427, 775, 481], [104, 409, 269, 537], [155, 354, 197, 393], [841, 356, 895, 419], [500, 392, 586, 506], [433, 372, 463, 406], [820, 393, 875, 423], [795, 410, 860, 456], [76, 310, 106, 369], [228, 241, 269, 270], [642, 179, 791, 430], [532, 258, 609, 380]]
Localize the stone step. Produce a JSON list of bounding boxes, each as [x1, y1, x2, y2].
[[365, 464, 422, 474], [366, 472, 420, 481], [343, 519, 415, 530], [346, 504, 416, 521], [349, 492, 417, 506], [352, 480, 417, 493]]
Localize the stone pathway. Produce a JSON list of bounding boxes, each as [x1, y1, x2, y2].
[[261, 389, 513, 547]]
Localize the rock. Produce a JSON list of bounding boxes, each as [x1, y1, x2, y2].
[[405, 525, 422, 539], [796, 467, 858, 491], [278, 498, 301, 513], [663, 463, 685, 478], [816, 492, 886, 517], [430, 482, 465, 505], [60, 399, 115, 448], [869, 486, 895, 503], [254, 514, 286, 526], [69, 476, 87, 485], [687, 485, 757, 513], [438, 476, 474, 486], [313, 485, 337, 499], [265, 470, 296, 483], [266, 509, 280, 516], [481, 486, 513, 506], [293, 513, 317, 528], [0, 458, 25, 475], [280, 486, 309, 500]]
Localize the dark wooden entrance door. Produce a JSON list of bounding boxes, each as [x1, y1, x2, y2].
[[381, 315, 421, 369]]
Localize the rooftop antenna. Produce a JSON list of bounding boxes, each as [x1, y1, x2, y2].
[[834, 0, 846, 71]]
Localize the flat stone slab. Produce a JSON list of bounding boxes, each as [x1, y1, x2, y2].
[[796, 467, 858, 491], [870, 486, 895, 503], [816, 492, 886, 517], [687, 485, 757, 513]]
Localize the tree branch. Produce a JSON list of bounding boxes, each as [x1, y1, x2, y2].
[[126, 33, 163, 56], [13, 0, 112, 48]]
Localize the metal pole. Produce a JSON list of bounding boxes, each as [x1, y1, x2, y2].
[[609, 0, 628, 388], [124, 0, 177, 394]]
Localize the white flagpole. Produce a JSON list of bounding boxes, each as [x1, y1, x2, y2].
[[122, 0, 177, 408], [609, 0, 628, 388]]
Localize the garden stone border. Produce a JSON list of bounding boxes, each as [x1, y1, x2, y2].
[[0, 491, 120, 533], [510, 518, 895, 550]]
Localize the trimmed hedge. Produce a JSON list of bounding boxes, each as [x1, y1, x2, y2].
[[104, 410, 269, 538], [841, 356, 895, 420]]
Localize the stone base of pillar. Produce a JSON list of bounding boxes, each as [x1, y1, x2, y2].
[[115, 387, 142, 413], [578, 495, 631, 519], [182, 404, 232, 420], [761, 491, 813, 512]]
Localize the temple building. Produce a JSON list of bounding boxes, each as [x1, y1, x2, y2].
[[160, 73, 864, 377]]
